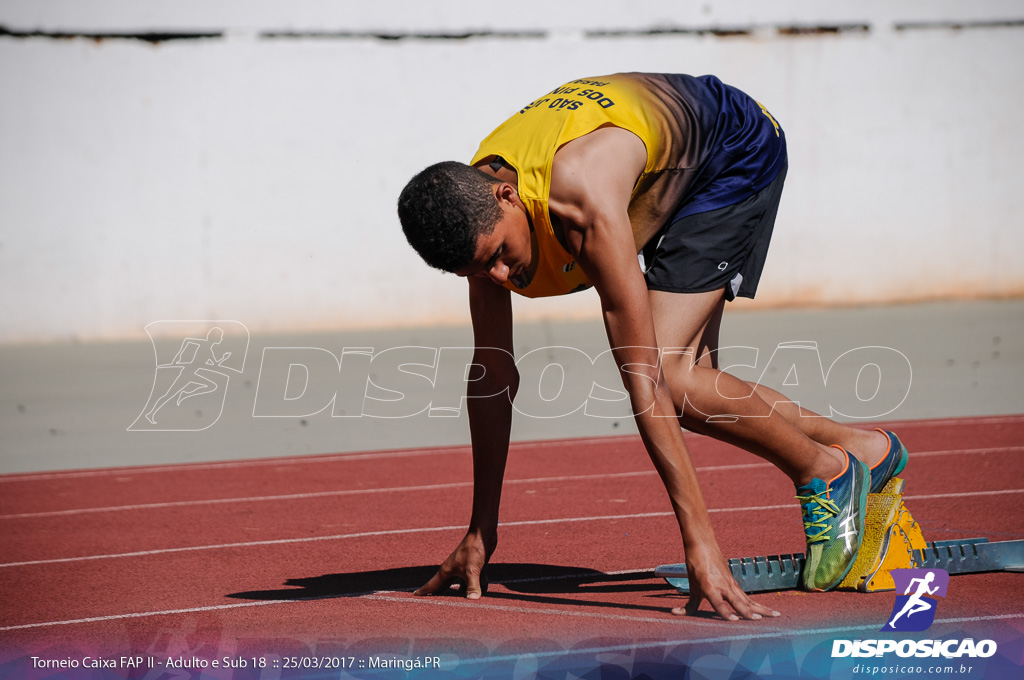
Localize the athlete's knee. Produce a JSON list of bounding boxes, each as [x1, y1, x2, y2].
[[661, 347, 697, 379], [660, 352, 697, 400]]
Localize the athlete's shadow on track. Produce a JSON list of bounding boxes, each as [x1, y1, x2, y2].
[[227, 563, 691, 615]]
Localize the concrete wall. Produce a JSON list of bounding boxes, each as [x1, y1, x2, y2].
[[1, 1, 1022, 342]]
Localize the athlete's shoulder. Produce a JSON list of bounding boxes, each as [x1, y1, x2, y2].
[[549, 127, 647, 226], [551, 126, 645, 184]]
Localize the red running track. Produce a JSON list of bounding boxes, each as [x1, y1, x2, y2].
[[1, 415, 1023, 665]]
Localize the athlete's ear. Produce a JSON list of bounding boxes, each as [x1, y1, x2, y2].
[[495, 182, 520, 208]]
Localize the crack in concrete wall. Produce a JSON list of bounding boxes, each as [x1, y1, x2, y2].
[[2, 19, 1020, 44], [0, 26, 222, 43]]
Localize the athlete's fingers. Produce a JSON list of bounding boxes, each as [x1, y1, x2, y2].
[[463, 563, 490, 600], [736, 593, 780, 619], [684, 577, 738, 621], [723, 578, 780, 619], [673, 583, 740, 620], [414, 568, 449, 596], [719, 581, 770, 621], [706, 593, 740, 622], [671, 593, 703, 617], [673, 579, 698, 617], [465, 572, 483, 600], [725, 591, 763, 621]]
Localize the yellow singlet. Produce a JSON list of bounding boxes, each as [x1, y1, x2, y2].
[[470, 73, 786, 299]]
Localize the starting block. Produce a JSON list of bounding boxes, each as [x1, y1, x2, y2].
[[655, 477, 1024, 594], [838, 477, 925, 591]]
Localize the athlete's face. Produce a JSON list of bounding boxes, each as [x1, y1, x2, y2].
[[456, 184, 532, 286]]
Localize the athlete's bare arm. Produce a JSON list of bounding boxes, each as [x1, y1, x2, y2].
[[548, 126, 777, 621], [415, 275, 519, 599]]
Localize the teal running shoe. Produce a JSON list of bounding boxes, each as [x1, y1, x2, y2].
[[868, 429, 909, 494], [795, 446, 870, 591]]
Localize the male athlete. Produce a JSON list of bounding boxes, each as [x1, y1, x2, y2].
[[398, 73, 908, 621]]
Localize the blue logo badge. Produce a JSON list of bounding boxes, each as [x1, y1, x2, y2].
[[882, 568, 949, 632]]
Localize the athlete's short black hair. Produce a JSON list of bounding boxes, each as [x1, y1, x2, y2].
[[398, 161, 503, 273]]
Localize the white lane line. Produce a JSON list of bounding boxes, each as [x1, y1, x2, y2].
[[458, 613, 1024, 665], [360, 594, 758, 631], [6, 488, 1023, 569], [912, 445, 1024, 458], [906, 489, 1024, 501], [7, 413, 1022, 483], [0, 600, 293, 632], [3, 549, 1022, 635], [880, 414, 1024, 428], [0, 483, 478, 519], [0, 523, 468, 569], [0, 471, 657, 520], [0, 510, 746, 569], [0, 447, 470, 483], [0, 567, 680, 632], [6, 445, 1020, 520], [0, 435, 638, 484]]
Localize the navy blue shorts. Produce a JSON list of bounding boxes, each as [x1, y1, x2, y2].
[[640, 161, 787, 301]]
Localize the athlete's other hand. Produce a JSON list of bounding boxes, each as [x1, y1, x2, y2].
[[673, 542, 781, 621], [414, 530, 495, 600]]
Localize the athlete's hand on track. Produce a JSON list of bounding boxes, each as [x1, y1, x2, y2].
[[414, 530, 495, 600], [673, 542, 781, 621]]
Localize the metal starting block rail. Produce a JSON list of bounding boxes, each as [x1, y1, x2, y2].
[[654, 478, 1024, 594], [654, 539, 1024, 595], [655, 554, 805, 594], [916, 538, 1024, 575]]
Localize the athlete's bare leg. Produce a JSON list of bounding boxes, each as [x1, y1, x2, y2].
[[742, 382, 889, 467], [668, 291, 886, 464], [648, 288, 887, 485]]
